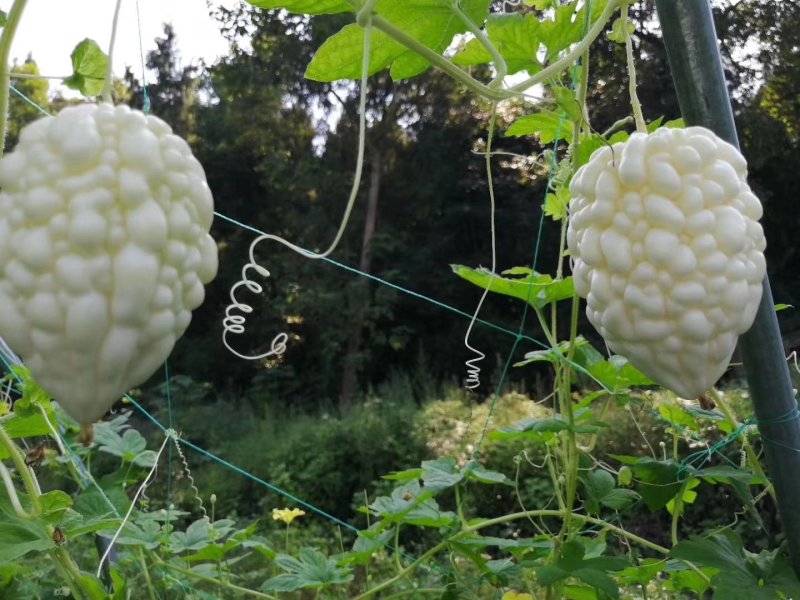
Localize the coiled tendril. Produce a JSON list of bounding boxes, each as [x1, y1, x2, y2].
[[222, 13, 374, 363]]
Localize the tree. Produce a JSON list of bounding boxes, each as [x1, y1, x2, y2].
[[5, 56, 49, 150]]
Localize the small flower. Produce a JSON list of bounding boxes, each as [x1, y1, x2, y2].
[[272, 507, 306, 525], [502, 592, 534, 600]]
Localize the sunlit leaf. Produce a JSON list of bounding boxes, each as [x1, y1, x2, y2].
[[63, 39, 108, 97], [247, 0, 352, 14], [452, 264, 574, 309], [505, 111, 572, 143], [453, 13, 543, 75], [306, 0, 491, 81]]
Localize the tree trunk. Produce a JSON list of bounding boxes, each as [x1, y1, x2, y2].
[[339, 146, 382, 411]]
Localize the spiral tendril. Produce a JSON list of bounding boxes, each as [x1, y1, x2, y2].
[[221, 14, 374, 363], [462, 103, 499, 391], [222, 234, 313, 361]]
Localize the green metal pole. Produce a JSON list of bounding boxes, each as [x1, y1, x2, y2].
[[655, 0, 800, 574]]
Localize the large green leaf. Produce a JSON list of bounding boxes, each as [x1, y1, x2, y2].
[[453, 13, 543, 75], [453, 264, 574, 309], [263, 548, 353, 592], [306, 0, 492, 81], [247, 0, 353, 14], [0, 521, 55, 562], [671, 532, 800, 599]]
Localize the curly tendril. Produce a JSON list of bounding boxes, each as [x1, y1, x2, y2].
[[222, 15, 373, 363]]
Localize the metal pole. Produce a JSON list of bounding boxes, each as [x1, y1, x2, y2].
[[655, 0, 800, 574]]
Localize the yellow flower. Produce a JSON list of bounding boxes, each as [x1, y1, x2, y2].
[[272, 507, 306, 525], [502, 592, 534, 600]]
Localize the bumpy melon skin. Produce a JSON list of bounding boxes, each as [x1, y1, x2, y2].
[[567, 126, 766, 398], [0, 103, 218, 423]]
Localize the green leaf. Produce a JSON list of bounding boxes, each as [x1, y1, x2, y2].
[[247, 0, 352, 14], [533, 541, 626, 599], [505, 111, 572, 143], [113, 519, 163, 550], [452, 264, 574, 309], [63, 39, 108, 97], [347, 525, 394, 565], [453, 13, 543, 75], [94, 425, 154, 465], [306, 0, 491, 81], [463, 462, 513, 486], [540, 0, 609, 59], [39, 490, 73, 524], [617, 466, 633, 487], [457, 532, 551, 551], [0, 369, 57, 459], [0, 10, 6, 26], [420, 457, 463, 492], [574, 135, 606, 169], [545, 184, 571, 221], [491, 415, 601, 444], [369, 482, 455, 527], [544, 339, 654, 392], [582, 470, 639, 513], [263, 548, 353, 592], [610, 456, 683, 511], [607, 16, 635, 44], [775, 303, 793, 312], [616, 558, 666, 586], [658, 402, 698, 430], [553, 86, 583, 123], [0, 521, 55, 562], [671, 532, 800, 599]]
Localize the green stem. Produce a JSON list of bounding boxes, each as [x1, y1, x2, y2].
[[154, 557, 277, 599], [52, 546, 90, 596], [394, 524, 403, 571], [49, 551, 86, 600], [0, 0, 29, 155], [9, 72, 70, 80], [353, 541, 448, 600], [137, 548, 159, 600], [0, 424, 41, 514], [557, 294, 582, 541], [449, 0, 507, 86], [40, 406, 86, 489], [355, 0, 379, 25], [711, 389, 776, 502], [466, 509, 668, 554], [379, 589, 443, 599], [0, 462, 31, 518], [621, 1, 646, 132], [546, 452, 566, 512], [103, 0, 123, 103], [454, 483, 468, 528], [670, 483, 685, 546]]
